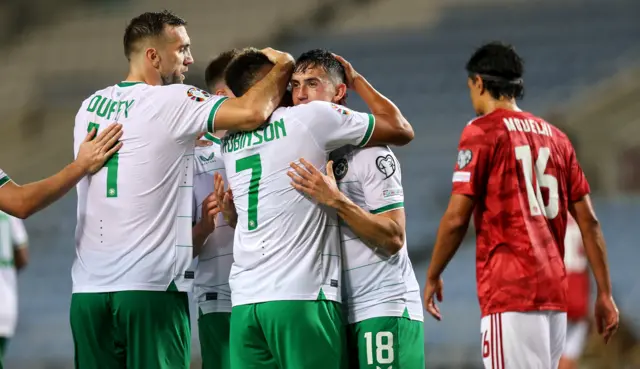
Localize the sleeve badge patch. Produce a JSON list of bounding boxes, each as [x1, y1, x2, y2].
[[457, 149, 473, 169], [330, 104, 350, 115], [187, 87, 211, 102], [376, 154, 396, 179], [333, 157, 349, 181]]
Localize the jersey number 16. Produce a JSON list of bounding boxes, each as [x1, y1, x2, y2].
[[515, 145, 559, 219]]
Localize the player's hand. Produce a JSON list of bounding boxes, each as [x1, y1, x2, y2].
[[195, 132, 213, 147], [77, 123, 123, 174], [332, 54, 360, 89], [424, 277, 444, 321], [594, 293, 619, 344], [260, 47, 294, 65], [199, 192, 221, 235], [288, 159, 343, 208], [214, 172, 237, 228]]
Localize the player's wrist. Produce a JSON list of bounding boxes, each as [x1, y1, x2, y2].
[[72, 157, 92, 175]]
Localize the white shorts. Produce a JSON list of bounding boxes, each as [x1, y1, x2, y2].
[[480, 311, 567, 369], [563, 320, 589, 359]]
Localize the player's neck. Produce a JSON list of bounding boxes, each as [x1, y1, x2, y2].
[[125, 64, 162, 86], [484, 99, 521, 115]]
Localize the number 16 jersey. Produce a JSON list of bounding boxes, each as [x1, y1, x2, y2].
[[451, 108, 590, 317]]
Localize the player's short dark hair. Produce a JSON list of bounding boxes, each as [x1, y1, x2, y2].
[[465, 41, 525, 100], [224, 48, 274, 97], [204, 49, 240, 89], [294, 49, 346, 85], [123, 10, 186, 61]]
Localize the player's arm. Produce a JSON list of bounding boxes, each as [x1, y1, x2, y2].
[[214, 48, 294, 131], [569, 196, 612, 296], [334, 54, 414, 146], [289, 157, 406, 254], [192, 187, 221, 257], [9, 216, 28, 271], [0, 124, 123, 219]]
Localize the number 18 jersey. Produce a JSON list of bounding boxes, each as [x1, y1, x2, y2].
[[220, 101, 375, 307], [451, 108, 590, 317]]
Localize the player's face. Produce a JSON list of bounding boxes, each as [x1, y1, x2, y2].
[[291, 67, 345, 106], [467, 76, 485, 116], [157, 25, 193, 85]]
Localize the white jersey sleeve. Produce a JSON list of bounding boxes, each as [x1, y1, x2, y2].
[[300, 101, 375, 152], [157, 84, 228, 143], [0, 169, 10, 188], [355, 146, 404, 214], [8, 217, 27, 247]]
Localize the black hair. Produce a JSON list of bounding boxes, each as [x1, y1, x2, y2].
[[224, 48, 274, 97], [123, 10, 186, 61], [465, 41, 525, 100], [294, 49, 346, 84], [204, 49, 240, 89]]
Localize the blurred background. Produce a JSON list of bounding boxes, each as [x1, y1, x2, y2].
[[0, 0, 639, 368]]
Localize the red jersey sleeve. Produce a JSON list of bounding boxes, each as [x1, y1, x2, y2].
[[451, 123, 494, 197], [567, 145, 590, 202]]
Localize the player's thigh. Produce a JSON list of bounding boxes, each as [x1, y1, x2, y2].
[[112, 291, 191, 369], [481, 311, 553, 369], [349, 316, 425, 369], [549, 312, 568, 367], [563, 320, 588, 360], [70, 293, 123, 369], [229, 304, 278, 369], [198, 311, 231, 369], [259, 300, 348, 369]]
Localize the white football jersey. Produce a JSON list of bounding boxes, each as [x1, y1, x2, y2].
[[0, 169, 9, 188], [0, 211, 28, 336], [330, 145, 423, 324], [221, 101, 375, 306], [193, 133, 234, 314], [72, 82, 227, 293]]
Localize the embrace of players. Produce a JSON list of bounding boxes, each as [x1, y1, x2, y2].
[[0, 9, 620, 369]]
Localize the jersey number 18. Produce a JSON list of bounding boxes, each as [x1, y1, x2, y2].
[[515, 145, 559, 219]]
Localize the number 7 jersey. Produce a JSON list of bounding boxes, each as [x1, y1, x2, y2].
[[451, 108, 590, 317]]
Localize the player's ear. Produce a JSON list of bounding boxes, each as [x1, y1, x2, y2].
[[145, 47, 161, 69], [333, 83, 347, 104]]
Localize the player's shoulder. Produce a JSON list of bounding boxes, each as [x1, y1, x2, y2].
[[351, 145, 396, 164]]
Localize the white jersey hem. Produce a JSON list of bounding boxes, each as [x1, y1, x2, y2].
[[348, 306, 424, 325], [232, 292, 340, 307], [72, 284, 181, 293]]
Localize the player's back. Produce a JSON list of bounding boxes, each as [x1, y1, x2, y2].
[[73, 82, 226, 293], [221, 100, 376, 306], [457, 108, 589, 315]]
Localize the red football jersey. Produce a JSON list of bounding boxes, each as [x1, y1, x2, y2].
[[564, 214, 590, 321], [451, 108, 590, 317]]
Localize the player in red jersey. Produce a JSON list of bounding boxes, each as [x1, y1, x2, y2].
[[559, 214, 590, 369], [423, 42, 619, 369]]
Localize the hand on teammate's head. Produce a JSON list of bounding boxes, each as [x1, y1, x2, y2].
[[332, 54, 359, 89], [260, 48, 294, 65]]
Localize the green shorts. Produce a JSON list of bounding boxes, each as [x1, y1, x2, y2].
[[347, 316, 425, 369], [198, 310, 231, 369], [0, 336, 7, 369], [70, 291, 190, 369], [230, 300, 347, 369]]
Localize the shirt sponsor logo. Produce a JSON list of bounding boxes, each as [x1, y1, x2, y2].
[[198, 152, 215, 164]]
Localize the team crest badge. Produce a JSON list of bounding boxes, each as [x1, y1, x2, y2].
[[333, 158, 349, 181], [187, 87, 210, 102], [457, 149, 473, 169], [376, 154, 396, 179]]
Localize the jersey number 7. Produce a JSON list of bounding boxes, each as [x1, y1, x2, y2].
[[515, 145, 558, 219], [236, 154, 262, 231], [88, 123, 119, 198]]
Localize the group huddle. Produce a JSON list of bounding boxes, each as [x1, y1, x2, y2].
[[0, 8, 621, 369]]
